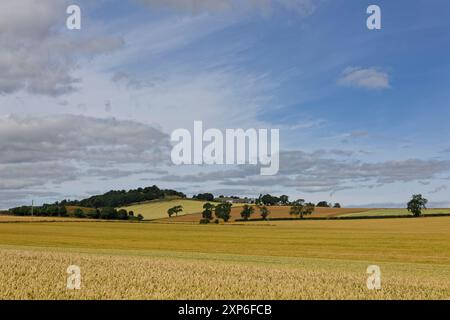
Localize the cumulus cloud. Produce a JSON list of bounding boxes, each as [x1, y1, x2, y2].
[[0, 114, 170, 191], [0, 0, 123, 96], [136, 0, 317, 16], [338, 67, 390, 90]]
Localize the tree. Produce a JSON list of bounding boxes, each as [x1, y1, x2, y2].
[[86, 209, 99, 219], [290, 199, 305, 219], [167, 205, 183, 218], [73, 208, 85, 218], [240, 205, 254, 221], [193, 193, 214, 201], [202, 203, 215, 220], [215, 202, 232, 222], [117, 209, 129, 220], [333, 203, 341, 208], [259, 205, 270, 220], [261, 194, 279, 206], [303, 203, 315, 217], [100, 207, 117, 220], [407, 194, 428, 217], [279, 195, 289, 205], [317, 201, 330, 208]]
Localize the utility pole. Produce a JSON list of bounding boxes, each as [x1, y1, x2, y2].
[[31, 200, 34, 216]]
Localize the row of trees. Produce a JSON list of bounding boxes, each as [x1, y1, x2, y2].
[[9, 204, 68, 217], [192, 193, 215, 201], [9, 204, 143, 221], [255, 194, 340, 208], [73, 207, 143, 221], [196, 200, 318, 223], [200, 202, 233, 223]]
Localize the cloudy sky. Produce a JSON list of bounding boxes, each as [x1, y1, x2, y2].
[[1, 0, 450, 208]]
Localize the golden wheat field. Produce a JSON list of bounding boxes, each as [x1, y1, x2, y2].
[[0, 217, 449, 299]]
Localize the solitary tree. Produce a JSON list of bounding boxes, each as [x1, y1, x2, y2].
[[290, 199, 305, 219], [259, 205, 270, 220], [167, 205, 183, 218], [240, 205, 254, 221], [303, 203, 315, 217], [215, 202, 232, 222], [407, 194, 428, 217], [333, 203, 341, 208], [202, 203, 215, 220]]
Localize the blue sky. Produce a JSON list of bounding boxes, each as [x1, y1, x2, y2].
[[0, 0, 449, 208]]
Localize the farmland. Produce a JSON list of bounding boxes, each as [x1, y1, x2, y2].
[[341, 208, 450, 218], [119, 199, 244, 220], [165, 206, 374, 223], [0, 217, 449, 299]]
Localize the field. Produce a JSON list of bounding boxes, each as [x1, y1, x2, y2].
[[341, 208, 450, 217], [165, 206, 374, 223], [118, 199, 243, 220], [0, 217, 449, 299]]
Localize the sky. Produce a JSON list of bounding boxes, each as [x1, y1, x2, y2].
[[1, 0, 450, 208]]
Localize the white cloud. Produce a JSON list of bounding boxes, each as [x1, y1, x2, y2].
[[338, 67, 390, 90], [0, 0, 123, 96], [0, 114, 170, 192]]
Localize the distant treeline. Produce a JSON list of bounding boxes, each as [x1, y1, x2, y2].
[[63, 185, 186, 208], [9, 205, 143, 221], [8, 185, 185, 220]]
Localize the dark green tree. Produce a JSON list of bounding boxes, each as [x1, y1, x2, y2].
[[215, 202, 232, 222], [317, 201, 330, 208], [167, 205, 183, 218], [407, 194, 428, 217], [74, 208, 85, 218], [240, 205, 254, 221], [202, 203, 215, 220], [259, 205, 270, 220], [290, 199, 305, 219], [279, 195, 289, 205]]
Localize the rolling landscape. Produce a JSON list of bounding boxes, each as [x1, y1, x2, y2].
[[1, 0, 450, 303], [0, 188, 449, 300]]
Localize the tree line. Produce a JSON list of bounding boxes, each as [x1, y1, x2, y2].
[[9, 204, 143, 221], [255, 194, 340, 208], [63, 185, 185, 208]]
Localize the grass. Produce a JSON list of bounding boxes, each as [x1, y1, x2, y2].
[[0, 217, 449, 299], [119, 199, 243, 220], [341, 208, 450, 218]]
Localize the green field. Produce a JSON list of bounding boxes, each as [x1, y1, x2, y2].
[[341, 208, 450, 218], [0, 217, 449, 299]]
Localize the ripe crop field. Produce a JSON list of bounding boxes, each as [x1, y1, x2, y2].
[[119, 199, 243, 220], [0, 217, 449, 299], [341, 208, 450, 218], [166, 206, 374, 223]]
